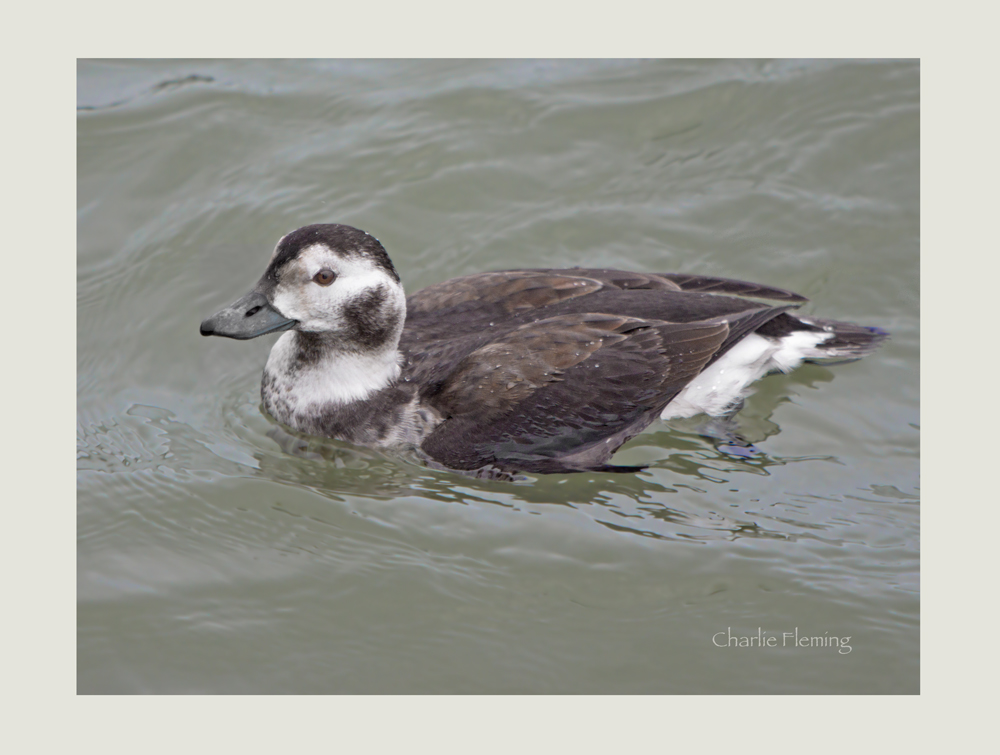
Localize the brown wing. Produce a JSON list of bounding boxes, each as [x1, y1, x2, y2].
[[402, 272, 795, 386], [403, 269, 805, 355], [419, 313, 731, 474], [408, 269, 807, 312], [402, 271, 610, 387], [406, 271, 604, 315], [523, 269, 808, 302], [652, 273, 808, 303], [404, 268, 802, 473]]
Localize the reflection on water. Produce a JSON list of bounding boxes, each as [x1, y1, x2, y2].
[[77, 370, 898, 549]]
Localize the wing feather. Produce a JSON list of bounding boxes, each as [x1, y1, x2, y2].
[[420, 314, 730, 473]]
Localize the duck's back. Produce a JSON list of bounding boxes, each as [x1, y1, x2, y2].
[[399, 269, 832, 475], [401, 270, 801, 380]]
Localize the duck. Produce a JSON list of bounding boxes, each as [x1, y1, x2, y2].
[[200, 223, 888, 476]]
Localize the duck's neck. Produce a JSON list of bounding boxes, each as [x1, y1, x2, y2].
[[262, 330, 441, 447], [262, 331, 403, 422]]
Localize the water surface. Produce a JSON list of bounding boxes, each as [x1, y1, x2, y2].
[[78, 59, 919, 693]]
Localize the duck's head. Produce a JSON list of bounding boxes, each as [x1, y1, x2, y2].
[[200, 224, 406, 350]]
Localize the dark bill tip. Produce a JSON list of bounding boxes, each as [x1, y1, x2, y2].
[[199, 290, 297, 340]]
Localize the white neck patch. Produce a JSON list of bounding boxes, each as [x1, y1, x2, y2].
[[264, 331, 402, 413]]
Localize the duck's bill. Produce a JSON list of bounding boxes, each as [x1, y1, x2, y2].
[[199, 291, 297, 340]]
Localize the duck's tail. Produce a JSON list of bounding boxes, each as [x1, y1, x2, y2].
[[796, 317, 890, 364]]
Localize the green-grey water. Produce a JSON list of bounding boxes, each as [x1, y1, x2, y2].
[[77, 59, 919, 694]]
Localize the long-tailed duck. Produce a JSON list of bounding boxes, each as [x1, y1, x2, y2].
[[200, 224, 887, 475]]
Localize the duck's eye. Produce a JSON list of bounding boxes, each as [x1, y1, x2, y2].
[[313, 269, 336, 286]]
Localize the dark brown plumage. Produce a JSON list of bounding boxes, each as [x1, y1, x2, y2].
[[401, 269, 807, 474]]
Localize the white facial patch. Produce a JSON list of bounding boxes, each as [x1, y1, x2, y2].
[[269, 243, 405, 336]]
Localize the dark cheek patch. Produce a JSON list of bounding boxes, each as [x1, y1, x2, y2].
[[342, 284, 398, 349]]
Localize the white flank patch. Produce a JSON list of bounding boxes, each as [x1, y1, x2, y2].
[[769, 329, 833, 371], [660, 330, 832, 420]]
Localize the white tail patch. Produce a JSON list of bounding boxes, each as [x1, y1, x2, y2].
[[660, 331, 832, 420], [769, 329, 834, 371]]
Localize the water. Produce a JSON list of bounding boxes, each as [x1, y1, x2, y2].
[[77, 59, 919, 693]]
